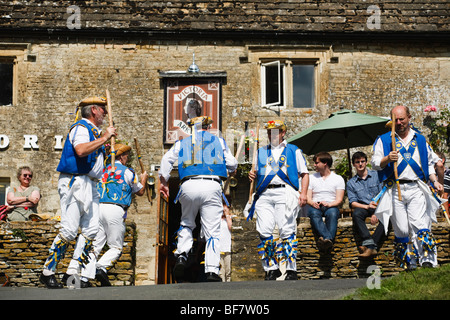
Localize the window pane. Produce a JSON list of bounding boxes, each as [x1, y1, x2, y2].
[[0, 63, 13, 106], [293, 65, 314, 108], [0, 178, 10, 205], [265, 64, 284, 106]]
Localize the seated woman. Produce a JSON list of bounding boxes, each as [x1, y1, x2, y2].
[[6, 166, 41, 221], [306, 152, 345, 254]]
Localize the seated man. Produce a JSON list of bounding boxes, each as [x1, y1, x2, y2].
[[347, 151, 386, 258], [307, 152, 345, 254]]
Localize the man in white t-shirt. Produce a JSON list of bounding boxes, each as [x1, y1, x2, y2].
[[307, 152, 345, 254]]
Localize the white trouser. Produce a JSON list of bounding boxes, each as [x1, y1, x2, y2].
[[58, 174, 100, 240], [81, 203, 126, 279], [176, 179, 223, 275], [391, 182, 437, 266], [43, 174, 100, 276], [255, 187, 297, 271]]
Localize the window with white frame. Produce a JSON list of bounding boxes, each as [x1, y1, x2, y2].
[[261, 59, 317, 109]]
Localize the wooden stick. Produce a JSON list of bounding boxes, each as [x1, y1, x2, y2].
[[224, 133, 245, 195], [391, 113, 402, 201], [134, 137, 152, 203], [106, 89, 116, 172], [248, 123, 260, 203]]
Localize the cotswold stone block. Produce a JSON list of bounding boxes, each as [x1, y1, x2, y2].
[[0, 220, 136, 287]]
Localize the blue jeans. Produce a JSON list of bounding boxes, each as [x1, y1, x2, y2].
[[307, 206, 339, 241]]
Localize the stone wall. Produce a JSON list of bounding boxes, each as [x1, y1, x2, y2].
[[231, 212, 450, 281], [0, 220, 136, 287], [1, 209, 449, 286]]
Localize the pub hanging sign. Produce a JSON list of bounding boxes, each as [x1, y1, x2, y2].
[[162, 75, 224, 144]]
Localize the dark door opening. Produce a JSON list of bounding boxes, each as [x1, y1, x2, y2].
[[158, 177, 206, 283]]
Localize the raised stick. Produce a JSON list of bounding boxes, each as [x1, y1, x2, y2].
[[134, 137, 152, 203], [391, 113, 402, 201], [106, 89, 116, 172], [248, 123, 260, 203]]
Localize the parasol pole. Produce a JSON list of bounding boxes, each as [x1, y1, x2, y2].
[[344, 129, 352, 179]]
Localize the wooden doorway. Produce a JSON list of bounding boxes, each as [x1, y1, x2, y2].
[[155, 182, 170, 284], [155, 177, 208, 283]]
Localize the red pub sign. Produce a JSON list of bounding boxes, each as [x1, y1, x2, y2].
[[163, 77, 223, 144]]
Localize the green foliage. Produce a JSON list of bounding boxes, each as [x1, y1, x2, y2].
[[346, 263, 450, 300], [11, 229, 29, 241], [237, 162, 253, 178], [423, 105, 450, 153], [335, 157, 350, 181]]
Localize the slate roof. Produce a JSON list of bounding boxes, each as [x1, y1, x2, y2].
[[0, 0, 448, 37]]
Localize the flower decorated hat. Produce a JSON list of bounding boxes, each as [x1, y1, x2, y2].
[[78, 96, 107, 107], [264, 119, 287, 131], [187, 116, 213, 127], [108, 143, 131, 157]]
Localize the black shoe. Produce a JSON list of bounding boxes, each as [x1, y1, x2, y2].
[[421, 262, 433, 268], [95, 269, 111, 287], [39, 273, 63, 289], [284, 270, 297, 280], [206, 272, 222, 282], [80, 280, 92, 288], [265, 269, 282, 280], [61, 273, 71, 286], [173, 253, 187, 280]]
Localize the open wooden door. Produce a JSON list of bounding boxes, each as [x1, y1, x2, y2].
[[155, 184, 170, 284]]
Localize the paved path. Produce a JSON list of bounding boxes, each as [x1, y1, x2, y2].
[[0, 278, 366, 300]]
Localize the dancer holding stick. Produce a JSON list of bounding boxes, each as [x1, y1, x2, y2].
[[40, 95, 116, 288], [247, 120, 309, 280], [372, 105, 443, 269]]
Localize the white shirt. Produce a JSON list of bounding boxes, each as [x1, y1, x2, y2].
[[219, 217, 231, 252], [159, 130, 238, 181], [69, 118, 105, 179], [371, 129, 439, 181], [309, 171, 345, 203], [255, 140, 309, 188]]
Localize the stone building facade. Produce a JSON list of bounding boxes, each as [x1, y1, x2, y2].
[[0, 1, 448, 285]]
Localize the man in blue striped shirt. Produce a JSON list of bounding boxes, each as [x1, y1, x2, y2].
[[347, 151, 386, 258]]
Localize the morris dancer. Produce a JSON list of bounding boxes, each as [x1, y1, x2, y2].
[[371, 105, 442, 269], [81, 143, 148, 286], [248, 120, 309, 280], [159, 116, 237, 282], [40, 96, 116, 288]]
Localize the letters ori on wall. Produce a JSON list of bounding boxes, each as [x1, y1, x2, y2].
[[0, 134, 64, 150]]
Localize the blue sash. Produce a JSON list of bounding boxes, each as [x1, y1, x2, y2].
[[247, 146, 298, 220], [396, 137, 426, 181], [376, 131, 429, 183]]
